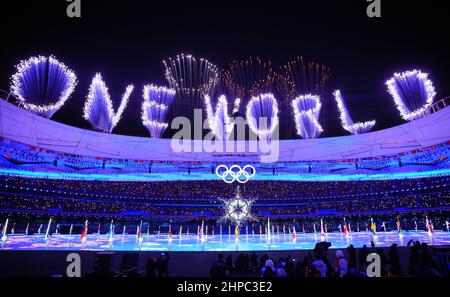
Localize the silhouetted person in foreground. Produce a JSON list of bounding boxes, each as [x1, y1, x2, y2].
[[346, 244, 357, 271], [260, 254, 269, 269], [387, 244, 402, 276], [285, 255, 295, 276], [375, 248, 389, 276], [407, 239, 421, 275], [157, 252, 170, 277], [260, 259, 276, 277], [250, 252, 258, 272], [86, 252, 116, 277], [119, 253, 141, 277], [418, 243, 441, 276], [276, 258, 288, 277], [359, 245, 369, 271], [244, 254, 250, 271], [210, 254, 228, 277], [145, 256, 157, 277], [313, 242, 332, 277], [335, 250, 348, 277], [226, 254, 234, 274]]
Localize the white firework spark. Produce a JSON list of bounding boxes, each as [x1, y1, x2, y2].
[[10, 55, 77, 118], [83, 73, 134, 133], [291, 94, 323, 138], [219, 186, 257, 226], [333, 89, 376, 135], [141, 84, 176, 138], [204, 94, 241, 140], [386, 69, 436, 121], [246, 93, 279, 139], [163, 53, 219, 118], [223, 57, 274, 102]]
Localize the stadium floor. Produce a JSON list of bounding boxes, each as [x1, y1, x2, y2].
[[2, 231, 450, 251]]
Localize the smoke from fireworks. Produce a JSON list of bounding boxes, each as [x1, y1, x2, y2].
[[83, 73, 134, 133], [333, 89, 376, 135], [246, 93, 279, 139], [292, 94, 323, 139], [141, 84, 176, 138], [386, 69, 436, 121], [163, 53, 219, 120], [10, 55, 77, 118]]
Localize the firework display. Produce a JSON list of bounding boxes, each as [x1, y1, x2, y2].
[[141, 84, 176, 138], [204, 94, 241, 140], [292, 94, 323, 139], [10, 55, 77, 118], [277, 56, 331, 101], [386, 69, 436, 121], [83, 73, 134, 133], [223, 57, 274, 104], [6, 55, 443, 140], [275, 57, 330, 139], [333, 89, 376, 135], [163, 53, 219, 120], [246, 93, 279, 139]]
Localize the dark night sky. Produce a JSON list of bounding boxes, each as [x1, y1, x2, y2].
[[0, 0, 449, 138]]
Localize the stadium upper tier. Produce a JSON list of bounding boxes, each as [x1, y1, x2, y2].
[[0, 98, 450, 181]]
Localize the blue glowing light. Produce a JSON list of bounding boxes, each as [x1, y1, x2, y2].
[[291, 94, 323, 138], [0, 167, 449, 182], [141, 84, 176, 138], [83, 73, 134, 133], [10, 55, 77, 118]]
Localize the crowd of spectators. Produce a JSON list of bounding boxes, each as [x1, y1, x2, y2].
[[1, 140, 449, 174], [81, 241, 445, 277], [208, 240, 443, 277], [1, 174, 449, 202], [0, 192, 449, 223], [0, 174, 449, 232]]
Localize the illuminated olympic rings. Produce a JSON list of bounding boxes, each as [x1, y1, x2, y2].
[[215, 164, 256, 184]]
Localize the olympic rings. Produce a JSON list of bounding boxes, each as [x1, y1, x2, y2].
[[215, 164, 256, 183]]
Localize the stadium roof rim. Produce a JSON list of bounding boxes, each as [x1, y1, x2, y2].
[[1, 98, 449, 163]]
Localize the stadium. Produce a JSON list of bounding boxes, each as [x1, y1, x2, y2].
[[1, 64, 450, 276], [0, 0, 449, 282]]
